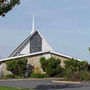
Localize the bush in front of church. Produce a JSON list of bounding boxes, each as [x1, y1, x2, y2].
[[6, 58, 28, 76], [64, 58, 89, 81], [40, 57, 63, 77], [30, 72, 48, 78]]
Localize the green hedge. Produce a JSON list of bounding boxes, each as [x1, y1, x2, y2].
[[30, 72, 48, 78]]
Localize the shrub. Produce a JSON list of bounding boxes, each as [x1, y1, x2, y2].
[[55, 68, 65, 78], [5, 74, 15, 79], [63, 69, 73, 80], [63, 58, 89, 81], [5, 74, 25, 79], [6, 58, 28, 76], [15, 74, 24, 79], [64, 58, 88, 73], [66, 71, 90, 81], [79, 71, 90, 81], [40, 57, 63, 77], [40, 57, 47, 71], [70, 72, 80, 81], [30, 72, 48, 78], [78, 61, 88, 71]]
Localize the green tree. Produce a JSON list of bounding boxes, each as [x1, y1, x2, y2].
[[64, 58, 88, 80], [64, 58, 78, 72], [40, 57, 63, 77], [77, 61, 88, 71], [64, 58, 88, 73], [6, 58, 27, 75], [88, 47, 90, 52], [0, 0, 20, 17]]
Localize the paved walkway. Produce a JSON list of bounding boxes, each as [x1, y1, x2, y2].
[[0, 79, 90, 90]]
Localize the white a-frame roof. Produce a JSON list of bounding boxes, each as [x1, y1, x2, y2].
[[9, 30, 53, 57], [9, 17, 52, 57]]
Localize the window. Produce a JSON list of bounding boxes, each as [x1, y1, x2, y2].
[[30, 32, 42, 53]]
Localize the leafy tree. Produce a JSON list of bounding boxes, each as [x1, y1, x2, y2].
[[88, 47, 90, 52], [64, 58, 78, 73], [77, 61, 88, 71], [6, 58, 27, 75], [40, 57, 63, 77], [64, 58, 88, 72], [0, 0, 20, 17], [64, 58, 88, 80]]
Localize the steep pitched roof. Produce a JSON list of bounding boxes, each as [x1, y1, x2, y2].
[[9, 30, 52, 57]]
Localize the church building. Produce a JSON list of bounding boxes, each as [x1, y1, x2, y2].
[[0, 17, 75, 76]]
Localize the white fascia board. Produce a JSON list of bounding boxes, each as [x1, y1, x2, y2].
[[0, 50, 82, 62], [50, 51, 82, 61], [0, 51, 50, 62]]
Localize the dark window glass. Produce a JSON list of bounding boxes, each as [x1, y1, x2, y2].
[[30, 32, 42, 53]]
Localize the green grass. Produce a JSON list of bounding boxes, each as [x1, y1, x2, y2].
[[0, 86, 34, 90]]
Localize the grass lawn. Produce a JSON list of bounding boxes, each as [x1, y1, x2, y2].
[[0, 86, 34, 90]]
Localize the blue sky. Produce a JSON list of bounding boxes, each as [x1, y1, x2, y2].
[[0, 0, 90, 62]]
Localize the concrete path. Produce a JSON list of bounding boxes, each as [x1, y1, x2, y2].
[[0, 79, 90, 90]]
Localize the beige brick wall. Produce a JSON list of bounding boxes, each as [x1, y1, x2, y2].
[[27, 55, 44, 74], [1, 63, 12, 76]]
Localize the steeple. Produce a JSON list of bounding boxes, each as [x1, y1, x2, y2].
[[31, 16, 35, 34]]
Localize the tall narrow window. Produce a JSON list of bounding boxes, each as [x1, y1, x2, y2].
[[30, 32, 42, 53]]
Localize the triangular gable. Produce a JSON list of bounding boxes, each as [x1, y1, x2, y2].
[[9, 30, 52, 57]]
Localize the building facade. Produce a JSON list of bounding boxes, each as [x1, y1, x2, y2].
[[0, 17, 74, 76]]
